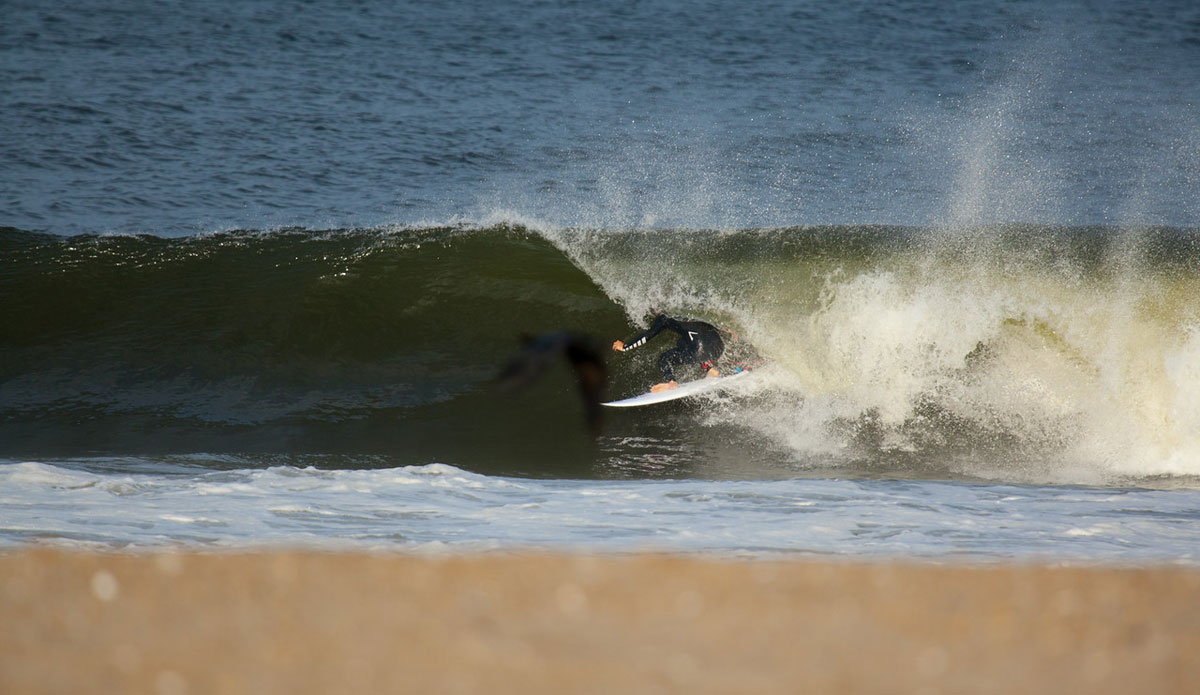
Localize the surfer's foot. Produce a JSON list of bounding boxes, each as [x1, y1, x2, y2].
[[650, 381, 678, 393], [706, 368, 720, 378]]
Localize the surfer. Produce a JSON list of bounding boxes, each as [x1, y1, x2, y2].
[[612, 315, 725, 392]]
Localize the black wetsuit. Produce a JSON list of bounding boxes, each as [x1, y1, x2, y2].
[[618, 315, 725, 382]]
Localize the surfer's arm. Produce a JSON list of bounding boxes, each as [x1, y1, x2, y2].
[[614, 315, 676, 352]]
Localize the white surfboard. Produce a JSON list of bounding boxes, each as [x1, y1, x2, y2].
[[602, 369, 755, 408]]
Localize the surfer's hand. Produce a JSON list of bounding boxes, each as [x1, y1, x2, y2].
[[612, 340, 624, 352]]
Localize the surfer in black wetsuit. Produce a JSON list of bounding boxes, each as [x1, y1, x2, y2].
[[612, 314, 726, 392]]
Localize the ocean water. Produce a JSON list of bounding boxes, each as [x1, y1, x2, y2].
[[2, 0, 1199, 561]]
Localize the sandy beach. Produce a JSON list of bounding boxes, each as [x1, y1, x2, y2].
[[3, 550, 1198, 694]]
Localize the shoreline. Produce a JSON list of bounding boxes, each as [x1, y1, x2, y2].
[[5, 549, 1199, 693]]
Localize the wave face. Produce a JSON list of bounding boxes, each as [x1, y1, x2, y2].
[[4, 224, 1200, 485], [0, 226, 631, 474]]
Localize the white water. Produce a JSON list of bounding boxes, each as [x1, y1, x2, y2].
[[539, 223, 1200, 485], [2, 460, 1197, 564]]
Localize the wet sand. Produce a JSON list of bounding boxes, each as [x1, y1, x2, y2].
[[3, 550, 1198, 694]]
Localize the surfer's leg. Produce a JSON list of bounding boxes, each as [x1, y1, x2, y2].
[[694, 332, 725, 377], [647, 348, 691, 392], [657, 347, 691, 382]]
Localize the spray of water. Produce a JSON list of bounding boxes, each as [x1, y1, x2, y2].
[[467, 18, 1200, 484]]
